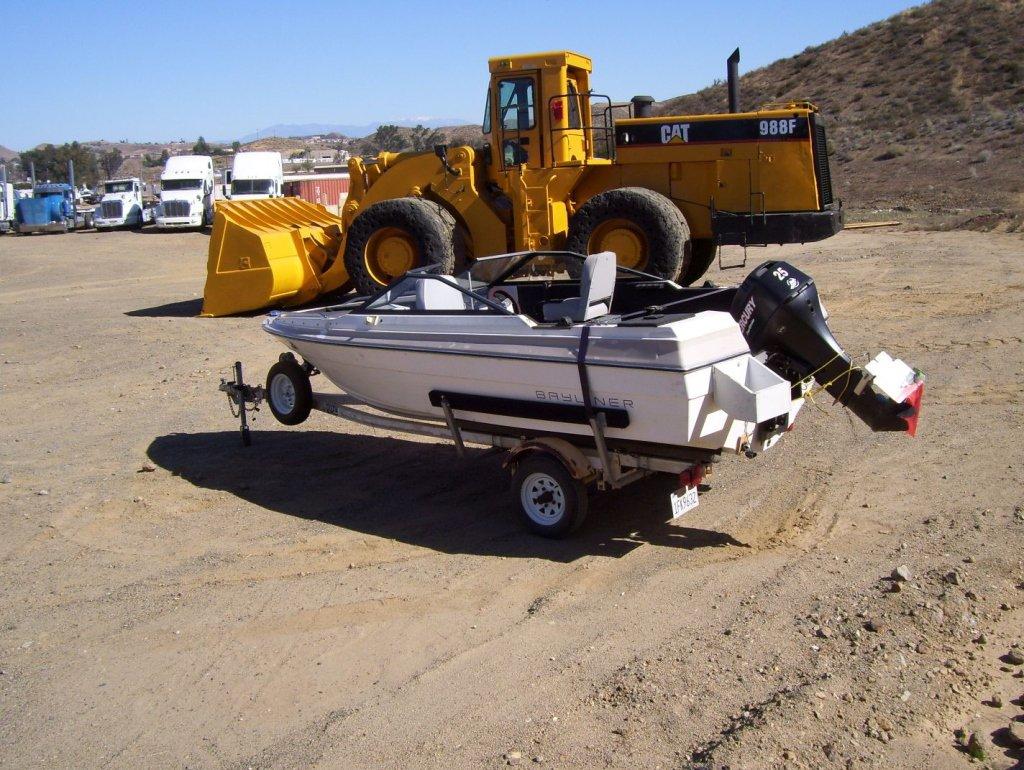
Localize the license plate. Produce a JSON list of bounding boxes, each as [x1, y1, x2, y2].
[[670, 485, 699, 518]]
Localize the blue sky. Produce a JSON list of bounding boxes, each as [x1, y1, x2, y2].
[[4, 0, 920, 149]]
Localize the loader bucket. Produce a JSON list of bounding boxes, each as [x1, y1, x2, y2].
[[200, 199, 351, 317]]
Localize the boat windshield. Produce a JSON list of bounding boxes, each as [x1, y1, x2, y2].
[[463, 250, 668, 288], [361, 272, 512, 314]]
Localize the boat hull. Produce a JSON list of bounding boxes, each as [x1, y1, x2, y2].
[[277, 334, 759, 453]]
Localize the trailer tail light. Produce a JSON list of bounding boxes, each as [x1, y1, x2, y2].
[[679, 464, 704, 488], [900, 380, 924, 437], [550, 99, 564, 122]]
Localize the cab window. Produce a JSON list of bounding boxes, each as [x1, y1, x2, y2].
[[482, 89, 492, 134], [567, 79, 582, 129], [498, 78, 535, 131]]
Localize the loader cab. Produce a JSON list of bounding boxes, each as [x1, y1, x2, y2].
[[483, 51, 603, 176]]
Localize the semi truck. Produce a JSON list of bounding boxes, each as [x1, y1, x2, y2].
[[156, 155, 215, 229], [0, 183, 14, 233], [226, 151, 283, 200], [14, 183, 94, 233], [94, 178, 153, 230]]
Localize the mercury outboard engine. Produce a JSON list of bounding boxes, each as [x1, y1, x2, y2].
[[731, 261, 923, 434]]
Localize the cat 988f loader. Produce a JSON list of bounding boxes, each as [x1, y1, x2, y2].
[[201, 49, 841, 316]]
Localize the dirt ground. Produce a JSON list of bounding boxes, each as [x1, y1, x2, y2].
[[1, 227, 1023, 769]]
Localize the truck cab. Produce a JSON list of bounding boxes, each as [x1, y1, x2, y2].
[[227, 152, 283, 200], [156, 155, 215, 229], [0, 181, 15, 233], [15, 183, 77, 234], [94, 178, 152, 230]]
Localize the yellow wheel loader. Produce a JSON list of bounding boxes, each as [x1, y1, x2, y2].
[[202, 49, 842, 316]]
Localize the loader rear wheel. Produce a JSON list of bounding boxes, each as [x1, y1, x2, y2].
[[679, 239, 717, 286], [566, 187, 690, 280], [343, 198, 457, 294]]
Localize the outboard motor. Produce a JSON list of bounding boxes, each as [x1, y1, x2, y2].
[[731, 261, 924, 434]]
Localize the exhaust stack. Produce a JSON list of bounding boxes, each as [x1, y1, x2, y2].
[[630, 95, 655, 118], [727, 48, 740, 113]]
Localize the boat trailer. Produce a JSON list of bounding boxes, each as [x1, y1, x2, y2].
[[219, 356, 711, 537]]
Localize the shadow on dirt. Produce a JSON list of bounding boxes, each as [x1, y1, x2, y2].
[[129, 226, 211, 235], [148, 429, 748, 562], [125, 298, 206, 317]]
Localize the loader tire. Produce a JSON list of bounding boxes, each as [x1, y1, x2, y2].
[[343, 198, 457, 294], [679, 239, 717, 286], [566, 187, 690, 280]]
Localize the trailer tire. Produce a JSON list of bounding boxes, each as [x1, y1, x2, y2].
[[567, 187, 689, 280], [511, 454, 588, 538], [266, 359, 312, 426], [343, 197, 457, 294], [679, 238, 717, 286]]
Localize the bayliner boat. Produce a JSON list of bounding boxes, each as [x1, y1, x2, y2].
[[223, 251, 923, 535]]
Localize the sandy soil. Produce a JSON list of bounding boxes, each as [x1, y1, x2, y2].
[[1, 228, 1023, 769]]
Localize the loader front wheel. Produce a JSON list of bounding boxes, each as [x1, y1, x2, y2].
[[566, 187, 690, 280], [343, 198, 457, 294]]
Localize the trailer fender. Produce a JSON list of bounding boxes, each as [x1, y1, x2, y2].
[[504, 437, 596, 482]]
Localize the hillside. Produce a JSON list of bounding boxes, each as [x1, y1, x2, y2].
[[656, 0, 1024, 222]]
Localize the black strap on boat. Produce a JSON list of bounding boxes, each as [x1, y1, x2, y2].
[[577, 324, 596, 422]]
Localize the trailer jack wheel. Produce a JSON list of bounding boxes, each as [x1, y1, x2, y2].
[[511, 454, 588, 538], [266, 358, 313, 425]]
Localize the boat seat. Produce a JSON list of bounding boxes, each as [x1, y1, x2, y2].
[[541, 251, 616, 322], [416, 275, 467, 311]]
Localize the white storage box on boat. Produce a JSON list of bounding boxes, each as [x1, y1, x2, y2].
[[710, 357, 791, 423]]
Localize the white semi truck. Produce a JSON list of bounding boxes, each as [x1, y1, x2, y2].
[[0, 182, 14, 234], [156, 155, 214, 229], [0, 165, 15, 233], [227, 151, 283, 200], [94, 178, 153, 230]]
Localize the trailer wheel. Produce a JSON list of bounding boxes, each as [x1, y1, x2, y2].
[[511, 454, 588, 538], [567, 187, 690, 280], [343, 198, 457, 294], [679, 239, 717, 286], [266, 359, 312, 426]]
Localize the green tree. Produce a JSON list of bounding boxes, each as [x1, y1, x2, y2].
[[20, 142, 100, 186], [369, 124, 406, 153], [159, 149, 170, 164], [193, 135, 211, 154], [99, 147, 123, 178], [409, 124, 444, 152], [231, 141, 241, 153]]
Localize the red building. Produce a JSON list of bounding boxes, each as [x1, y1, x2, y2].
[[283, 173, 350, 212]]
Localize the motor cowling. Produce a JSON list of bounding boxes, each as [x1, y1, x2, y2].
[[730, 261, 922, 433]]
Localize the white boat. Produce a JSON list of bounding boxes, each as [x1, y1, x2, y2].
[[214, 251, 924, 535], [262, 251, 923, 463]]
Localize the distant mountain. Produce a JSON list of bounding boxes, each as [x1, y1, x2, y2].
[[240, 119, 473, 143], [0, 144, 18, 161]]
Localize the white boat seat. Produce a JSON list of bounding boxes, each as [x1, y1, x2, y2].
[[416, 275, 467, 311], [541, 251, 616, 322]]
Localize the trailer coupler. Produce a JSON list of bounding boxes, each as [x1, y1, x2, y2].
[[219, 361, 264, 446]]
